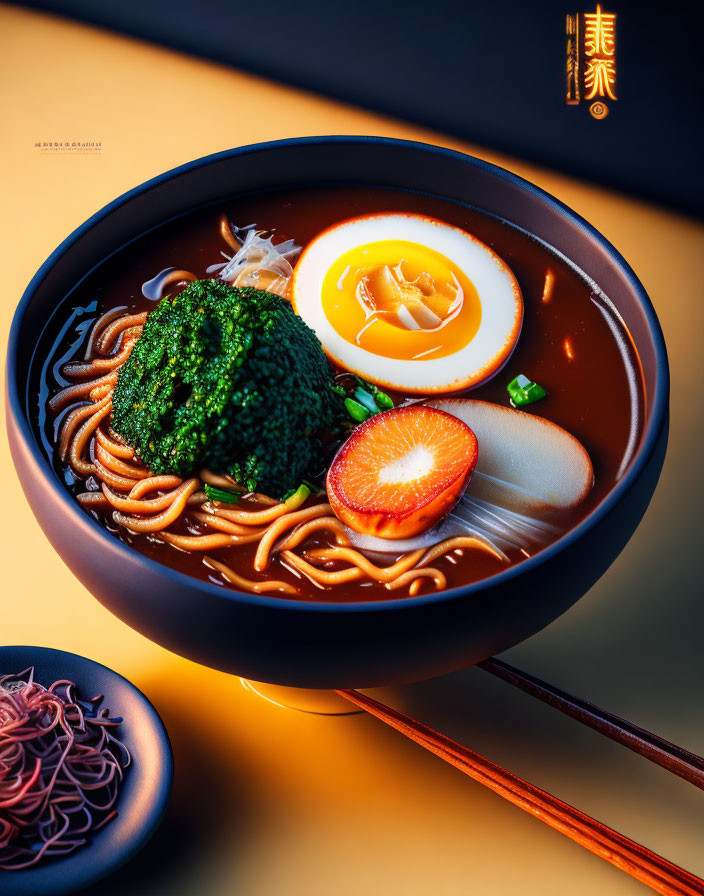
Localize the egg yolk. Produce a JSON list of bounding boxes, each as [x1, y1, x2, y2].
[[321, 240, 482, 361]]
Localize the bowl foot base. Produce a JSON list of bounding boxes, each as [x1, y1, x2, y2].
[[240, 679, 362, 714]]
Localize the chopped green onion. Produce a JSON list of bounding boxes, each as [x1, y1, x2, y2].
[[373, 388, 394, 410], [354, 376, 391, 406], [507, 374, 548, 408], [204, 483, 240, 504], [301, 478, 324, 495], [353, 387, 380, 415], [283, 482, 311, 510], [336, 374, 394, 421], [344, 397, 371, 422]]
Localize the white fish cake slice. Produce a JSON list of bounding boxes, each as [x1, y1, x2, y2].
[[428, 399, 594, 514]]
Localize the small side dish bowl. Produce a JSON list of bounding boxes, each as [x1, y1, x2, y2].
[[5, 138, 669, 688], [0, 646, 172, 896]]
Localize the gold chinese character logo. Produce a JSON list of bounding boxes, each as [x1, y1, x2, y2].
[[566, 5, 617, 118]]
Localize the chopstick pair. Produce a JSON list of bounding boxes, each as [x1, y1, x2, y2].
[[335, 661, 704, 896], [477, 658, 704, 790]]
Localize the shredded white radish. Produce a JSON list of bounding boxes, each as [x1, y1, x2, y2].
[[219, 223, 300, 297], [344, 491, 561, 560]]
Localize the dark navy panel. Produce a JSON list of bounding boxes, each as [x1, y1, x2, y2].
[[10, 0, 704, 216]]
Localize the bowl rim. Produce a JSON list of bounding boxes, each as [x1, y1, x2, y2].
[[6, 135, 670, 615]]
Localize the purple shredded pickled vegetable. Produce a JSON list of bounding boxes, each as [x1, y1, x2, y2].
[[0, 668, 130, 870]]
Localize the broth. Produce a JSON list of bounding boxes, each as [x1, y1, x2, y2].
[[32, 186, 644, 601]]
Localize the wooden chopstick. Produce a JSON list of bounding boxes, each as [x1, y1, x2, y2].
[[336, 688, 704, 896], [477, 658, 704, 790]]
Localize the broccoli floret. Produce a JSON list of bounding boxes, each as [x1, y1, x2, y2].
[[111, 280, 342, 498]]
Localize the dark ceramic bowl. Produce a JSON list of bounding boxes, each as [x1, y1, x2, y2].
[[0, 646, 172, 896], [6, 137, 669, 689]]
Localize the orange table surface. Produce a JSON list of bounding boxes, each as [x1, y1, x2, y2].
[[1, 5, 703, 895]]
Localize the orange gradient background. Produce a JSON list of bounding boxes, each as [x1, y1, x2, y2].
[[0, 5, 703, 895]]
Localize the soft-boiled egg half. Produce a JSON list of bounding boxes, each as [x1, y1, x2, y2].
[[291, 213, 523, 393]]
